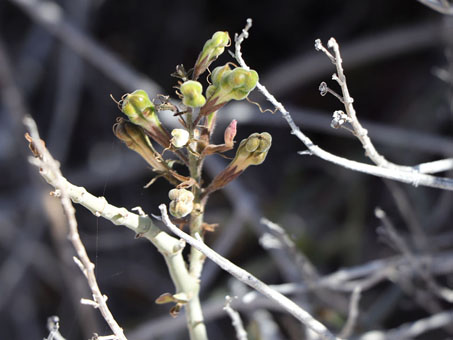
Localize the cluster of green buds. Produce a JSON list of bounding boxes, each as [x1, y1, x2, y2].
[[205, 132, 272, 195], [199, 65, 259, 116], [193, 31, 230, 80], [120, 90, 171, 148], [180, 80, 206, 108], [168, 188, 194, 218], [113, 30, 269, 203]]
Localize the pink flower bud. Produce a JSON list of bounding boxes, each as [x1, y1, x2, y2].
[[224, 119, 237, 147]]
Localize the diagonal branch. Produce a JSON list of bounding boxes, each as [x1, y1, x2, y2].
[[158, 204, 342, 340], [233, 18, 453, 191]]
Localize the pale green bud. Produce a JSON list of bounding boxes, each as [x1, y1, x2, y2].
[[119, 89, 172, 149], [200, 66, 259, 116], [210, 64, 232, 87], [193, 31, 230, 79], [223, 68, 259, 100], [205, 132, 272, 195], [121, 89, 155, 121], [180, 80, 206, 107]]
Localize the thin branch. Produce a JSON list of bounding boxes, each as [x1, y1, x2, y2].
[[358, 309, 453, 340], [375, 207, 453, 303], [24, 116, 127, 340], [262, 21, 443, 97], [418, 0, 453, 15], [339, 287, 361, 339], [260, 217, 318, 282], [9, 0, 160, 95], [233, 18, 453, 191], [223, 296, 248, 340], [158, 204, 342, 340], [316, 38, 408, 170]]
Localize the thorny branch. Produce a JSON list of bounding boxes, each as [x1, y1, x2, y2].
[[233, 18, 453, 191], [24, 116, 127, 340]]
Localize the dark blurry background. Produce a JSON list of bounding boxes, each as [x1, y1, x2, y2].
[[1, 0, 452, 339]]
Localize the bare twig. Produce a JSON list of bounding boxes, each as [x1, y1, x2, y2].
[[128, 250, 453, 339], [9, 0, 160, 95], [375, 207, 453, 303], [263, 21, 443, 96], [216, 103, 453, 157], [316, 38, 408, 170], [224, 296, 248, 340], [24, 116, 127, 340], [233, 19, 453, 191], [359, 309, 453, 340], [418, 0, 453, 15], [158, 204, 342, 340], [339, 287, 361, 339], [260, 218, 318, 282]]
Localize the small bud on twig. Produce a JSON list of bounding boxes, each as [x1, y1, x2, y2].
[[119, 89, 172, 149], [200, 65, 259, 116], [180, 80, 206, 108], [168, 188, 194, 218], [205, 132, 272, 195], [193, 31, 230, 80]]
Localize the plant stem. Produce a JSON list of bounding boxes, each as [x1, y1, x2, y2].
[[184, 110, 208, 340]]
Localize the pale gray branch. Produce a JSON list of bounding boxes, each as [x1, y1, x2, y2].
[[233, 18, 453, 191], [158, 204, 342, 340], [24, 116, 127, 340], [224, 296, 248, 340], [359, 309, 453, 340]]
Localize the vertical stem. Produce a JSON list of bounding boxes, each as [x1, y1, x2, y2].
[[184, 110, 208, 340]]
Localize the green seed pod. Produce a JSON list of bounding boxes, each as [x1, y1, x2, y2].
[[121, 90, 155, 121], [180, 80, 206, 108]]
